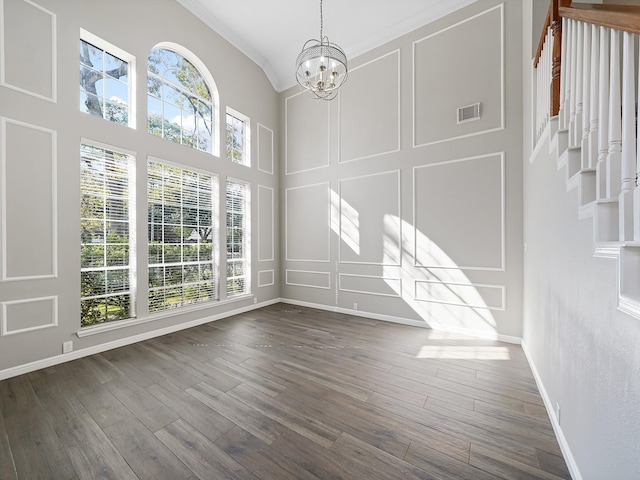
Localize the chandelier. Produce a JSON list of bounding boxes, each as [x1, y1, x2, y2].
[[295, 0, 348, 100]]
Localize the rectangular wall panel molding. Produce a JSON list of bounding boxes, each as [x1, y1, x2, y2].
[[285, 91, 330, 175], [1, 117, 57, 280], [415, 280, 506, 310], [285, 182, 330, 262], [1, 296, 58, 336], [339, 49, 401, 163], [258, 185, 274, 261], [413, 152, 505, 271], [0, 0, 56, 102], [258, 269, 275, 287], [339, 170, 401, 265], [413, 4, 504, 147], [339, 274, 401, 298], [257, 123, 274, 174], [286, 270, 330, 290]]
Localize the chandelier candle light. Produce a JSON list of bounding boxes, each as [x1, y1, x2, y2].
[[295, 0, 348, 100]]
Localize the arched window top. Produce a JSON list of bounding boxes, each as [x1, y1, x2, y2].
[[147, 43, 219, 156]]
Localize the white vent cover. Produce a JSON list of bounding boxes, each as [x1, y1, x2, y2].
[[457, 103, 481, 124]]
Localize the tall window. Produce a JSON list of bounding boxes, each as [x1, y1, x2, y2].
[[80, 143, 135, 327], [226, 108, 250, 166], [80, 31, 133, 127], [226, 180, 249, 296], [148, 160, 218, 312], [147, 48, 213, 153]]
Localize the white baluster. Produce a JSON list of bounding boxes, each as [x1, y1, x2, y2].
[[574, 21, 584, 147], [620, 31, 635, 241], [588, 24, 599, 171], [559, 17, 568, 129], [581, 23, 592, 169], [597, 27, 610, 201], [607, 29, 622, 202], [564, 19, 574, 131], [634, 34, 640, 241], [570, 20, 578, 144]]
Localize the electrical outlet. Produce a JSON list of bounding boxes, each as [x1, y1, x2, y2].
[[62, 341, 73, 354], [253, 297, 257, 304], [556, 403, 561, 425], [353, 303, 358, 310]]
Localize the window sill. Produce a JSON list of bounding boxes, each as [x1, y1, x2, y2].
[[76, 293, 254, 338]]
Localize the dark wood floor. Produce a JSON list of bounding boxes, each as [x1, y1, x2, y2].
[[0, 303, 571, 480]]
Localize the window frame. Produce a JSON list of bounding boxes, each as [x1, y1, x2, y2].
[[146, 42, 220, 156], [226, 107, 251, 167], [80, 139, 137, 328], [147, 157, 220, 313], [226, 178, 250, 297], [79, 29, 136, 129]]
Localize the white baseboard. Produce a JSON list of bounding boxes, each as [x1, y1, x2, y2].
[[521, 340, 583, 480], [0, 298, 281, 381], [279, 298, 521, 344]]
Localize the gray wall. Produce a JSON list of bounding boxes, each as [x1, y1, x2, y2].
[[280, 0, 524, 341], [0, 0, 280, 375], [522, 1, 640, 478]]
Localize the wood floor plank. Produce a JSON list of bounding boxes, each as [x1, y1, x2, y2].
[[330, 432, 439, 480], [186, 381, 286, 445], [214, 426, 315, 480], [105, 375, 180, 432], [54, 412, 137, 480], [2, 405, 77, 479], [103, 417, 194, 480], [147, 380, 235, 444], [0, 408, 17, 480], [206, 356, 286, 397], [368, 391, 543, 468], [227, 383, 340, 448], [469, 444, 567, 480], [0, 304, 569, 480], [27, 368, 87, 429], [405, 440, 499, 480], [155, 418, 259, 480]]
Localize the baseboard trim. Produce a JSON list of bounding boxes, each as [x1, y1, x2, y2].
[[521, 340, 583, 480], [0, 298, 281, 381], [280, 298, 521, 344]]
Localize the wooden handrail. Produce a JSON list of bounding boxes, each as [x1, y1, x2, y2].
[[559, 4, 640, 36], [534, 4, 552, 68]]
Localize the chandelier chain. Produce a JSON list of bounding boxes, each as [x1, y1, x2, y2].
[[319, 0, 323, 40]]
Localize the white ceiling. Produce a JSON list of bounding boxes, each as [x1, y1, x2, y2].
[[176, 0, 478, 93]]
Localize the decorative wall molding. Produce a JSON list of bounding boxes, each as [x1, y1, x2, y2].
[[414, 279, 506, 310], [338, 49, 401, 164], [413, 152, 506, 271], [412, 3, 504, 148], [257, 123, 274, 174], [1, 117, 58, 281], [0, 0, 57, 102], [258, 185, 275, 262], [258, 269, 275, 287], [338, 169, 402, 266], [285, 90, 330, 175], [1, 296, 58, 336], [338, 273, 401, 298], [285, 182, 331, 262], [285, 270, 331, 290]]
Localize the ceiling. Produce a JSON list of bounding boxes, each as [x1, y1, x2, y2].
[[176, 0, 478, 93]]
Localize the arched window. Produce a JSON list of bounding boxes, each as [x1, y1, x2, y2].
[[147, 45, 219, 155]]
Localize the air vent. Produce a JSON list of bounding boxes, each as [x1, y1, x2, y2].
[[457, 103, 481, 124]]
